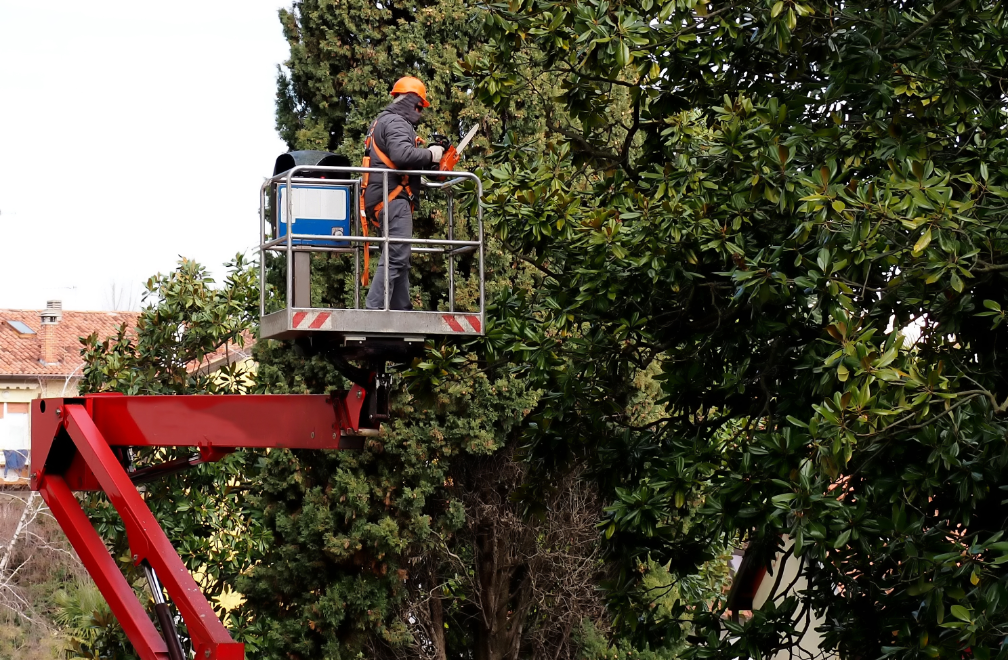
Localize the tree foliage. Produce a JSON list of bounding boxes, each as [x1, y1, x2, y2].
[[275, 0, 484, 154], [241, 353, 540, 659], [245, 2, 628, 659], [464, 0, 1008, 658], [55, 580, 122, 660], [81, 256, 258, 396], [70, 1, 629, 656], [65, 2, 1008, 660], [77, 256, 265, 657]]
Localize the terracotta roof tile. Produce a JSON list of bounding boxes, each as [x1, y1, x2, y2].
[[187, 330, 257, 374], [0, 309, 139, 377]]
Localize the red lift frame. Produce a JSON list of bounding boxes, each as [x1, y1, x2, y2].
[[30, 390, 368, 660]]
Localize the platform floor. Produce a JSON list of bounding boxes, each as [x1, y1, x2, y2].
[[260, 308, 484, 340]]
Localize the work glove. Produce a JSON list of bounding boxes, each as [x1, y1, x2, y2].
[[428, 145, 445, 165]]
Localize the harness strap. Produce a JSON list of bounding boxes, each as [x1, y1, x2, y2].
[[359, 119, 414, 286], [371, 139, 413, 211], [359, 122, 375, 286]]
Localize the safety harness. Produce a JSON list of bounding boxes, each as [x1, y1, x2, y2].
[[359, 119, 416, 286]]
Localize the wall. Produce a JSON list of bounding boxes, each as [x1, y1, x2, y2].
[[0, 378, 81, 484], [752, 536, 832, 660]]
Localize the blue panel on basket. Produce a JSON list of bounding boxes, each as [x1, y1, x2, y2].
[[277, 184, 353, 247], [278, 217, 352, 246]]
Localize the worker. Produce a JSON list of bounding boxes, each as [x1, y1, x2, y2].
[[362, 76, 444, 310]]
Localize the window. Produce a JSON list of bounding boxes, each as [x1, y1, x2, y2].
[[0, 403, 29, 451], [5, 320, 35, 335]]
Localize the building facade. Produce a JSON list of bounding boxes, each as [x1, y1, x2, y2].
[[725, 536, 832, 660], [0, 301, 137, 484]]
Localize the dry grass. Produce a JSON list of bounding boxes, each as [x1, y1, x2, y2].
[[0, 489, 90, 659]]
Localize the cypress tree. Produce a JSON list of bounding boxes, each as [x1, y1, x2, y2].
[[73, 3, 691, 659], [241, 2, 616, 659]]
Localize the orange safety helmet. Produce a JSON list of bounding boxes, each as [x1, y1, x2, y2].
[[390, 76, 430, 107]]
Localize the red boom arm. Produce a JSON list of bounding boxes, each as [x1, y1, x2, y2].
[[31, 391, 367, 660]]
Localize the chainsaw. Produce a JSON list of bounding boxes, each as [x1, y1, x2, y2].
[[431, 124, 480, 172]]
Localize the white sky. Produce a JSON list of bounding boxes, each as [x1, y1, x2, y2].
[[0, 1, 290, 311]]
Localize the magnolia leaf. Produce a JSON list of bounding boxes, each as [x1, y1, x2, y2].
[[913, 228, 932, 254], [837, 363, 849, 382]]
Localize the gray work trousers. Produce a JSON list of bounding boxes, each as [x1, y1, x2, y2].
[[366, 197, 413, 310]]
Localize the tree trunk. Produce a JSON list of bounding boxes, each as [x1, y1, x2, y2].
[[473, 518, 534, 660], [0, 491, 38, 575], [428, 591, 447, 660]]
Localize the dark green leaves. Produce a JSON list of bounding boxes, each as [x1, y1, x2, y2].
[[469, 0, 1008, 658]]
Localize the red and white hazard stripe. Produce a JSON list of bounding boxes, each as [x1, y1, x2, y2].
[[442, 314, 482, 333], [292, 311, 332, 330], [290, 310, 481, 333]]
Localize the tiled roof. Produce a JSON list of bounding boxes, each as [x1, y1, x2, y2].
[[0, 309, 139, 377], [187, 330, 257, 374]]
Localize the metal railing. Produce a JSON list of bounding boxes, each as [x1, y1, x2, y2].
[[258, 165, 484, 323]]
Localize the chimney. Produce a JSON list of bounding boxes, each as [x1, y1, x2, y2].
[[39, 300, 62, 365]]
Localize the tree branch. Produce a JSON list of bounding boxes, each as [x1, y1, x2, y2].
[[545, 113, 621, 163], [890, 0, 966, 50]]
